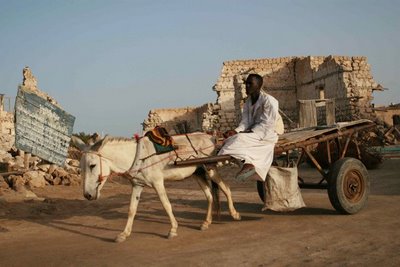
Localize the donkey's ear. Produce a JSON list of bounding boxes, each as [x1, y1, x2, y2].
[[71, 136, 88, 151], [87, 132, 102, 146], [91, 135, 110, 152]]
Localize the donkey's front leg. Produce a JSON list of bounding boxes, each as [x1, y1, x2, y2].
[[153, 181, 178, 239], [115, 184, 144, 243]]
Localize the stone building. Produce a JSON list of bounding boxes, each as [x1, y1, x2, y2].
[[213, 55, 382, 131]]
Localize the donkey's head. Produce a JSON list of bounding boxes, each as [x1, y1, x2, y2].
[[72, 135, 112, 200]]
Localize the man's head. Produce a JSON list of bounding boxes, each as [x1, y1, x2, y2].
[[245, 74, 263, 97]]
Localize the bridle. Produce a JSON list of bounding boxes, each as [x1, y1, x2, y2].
[[83, 151, 127, 184]]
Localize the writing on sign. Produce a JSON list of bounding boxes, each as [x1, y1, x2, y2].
[[14, 87, 75, 166]]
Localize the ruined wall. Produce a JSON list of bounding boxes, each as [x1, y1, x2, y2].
[[143, 103, 215, 134], [212, 55, 380, 131], [0, 107, 14, 151], [21, 67, 60, 108], [213, 57, 297, 131], [295, 56, 377, 122]]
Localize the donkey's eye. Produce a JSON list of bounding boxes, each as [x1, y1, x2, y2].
[[89, 164, 96, 170]]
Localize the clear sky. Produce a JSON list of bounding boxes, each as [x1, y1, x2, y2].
[[1, 0, 399, 137]]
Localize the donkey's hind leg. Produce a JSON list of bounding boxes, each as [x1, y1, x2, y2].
[[193, 169, 213, 231], [206, 166, 241, 221], [153, 180, 178, 239], [116, 184, 144, 243]]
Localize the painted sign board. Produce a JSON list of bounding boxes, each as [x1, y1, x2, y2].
[[14, 87, 75, 166]]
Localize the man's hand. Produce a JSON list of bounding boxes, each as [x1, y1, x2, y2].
[[223, 130, 237, 138]]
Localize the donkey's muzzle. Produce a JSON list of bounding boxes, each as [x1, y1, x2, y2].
[[84, 193, 94, 200]]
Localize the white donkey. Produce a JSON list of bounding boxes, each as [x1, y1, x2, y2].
[[73, 133, 240, 242]]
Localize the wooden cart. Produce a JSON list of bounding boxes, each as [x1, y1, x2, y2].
[[175, 119, 376, 214]]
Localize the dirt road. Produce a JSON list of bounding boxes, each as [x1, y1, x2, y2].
[[1, 160, 399, 266]]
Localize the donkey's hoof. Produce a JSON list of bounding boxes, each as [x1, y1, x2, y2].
[[233, 212, 241, 221], [115, 233, 127, 243], [200, 223, 209, 231], [167, 231, 178, 239]]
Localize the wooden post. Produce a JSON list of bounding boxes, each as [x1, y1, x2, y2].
[[24, 152, 31, 170], [325, 99, 336, 126]]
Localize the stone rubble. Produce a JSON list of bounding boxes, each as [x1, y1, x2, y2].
[[0, 149, 81, 190], [0, 147, 82, 200]]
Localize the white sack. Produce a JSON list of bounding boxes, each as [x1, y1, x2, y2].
[[263, 166, 306, 212]]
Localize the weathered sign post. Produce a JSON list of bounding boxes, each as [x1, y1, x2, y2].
[[14, 87, 75, 166]]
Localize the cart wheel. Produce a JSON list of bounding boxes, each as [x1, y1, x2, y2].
[[328, 157, 369, 214], [257, 180, 266, 202]]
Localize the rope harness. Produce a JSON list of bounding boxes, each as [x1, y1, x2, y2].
[[132, 143, 215, 172]]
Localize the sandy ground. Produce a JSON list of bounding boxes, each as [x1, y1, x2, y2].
[[0, 159, 399, 266]]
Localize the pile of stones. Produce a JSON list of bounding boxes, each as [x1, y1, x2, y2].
[[0, 147, 81, 198]]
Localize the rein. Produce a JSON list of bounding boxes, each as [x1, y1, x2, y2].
[[185, 134, 198, 155], [131, 143, 216, 174]]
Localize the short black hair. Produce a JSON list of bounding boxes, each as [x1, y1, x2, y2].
[[247, 74, 263, 88]]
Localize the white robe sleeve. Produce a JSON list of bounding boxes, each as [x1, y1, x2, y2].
[[251, 96, 278, 140], [235, 100, 250, 132]]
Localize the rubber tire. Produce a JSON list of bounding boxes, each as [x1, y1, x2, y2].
[[257, 180, 266, 203], [328, 157, 370, 214]]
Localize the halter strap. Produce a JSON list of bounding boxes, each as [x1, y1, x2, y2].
[[83, 151, 128, 183]]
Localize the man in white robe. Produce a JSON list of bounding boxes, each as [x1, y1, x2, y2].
[[218, 74, 282, 181]]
